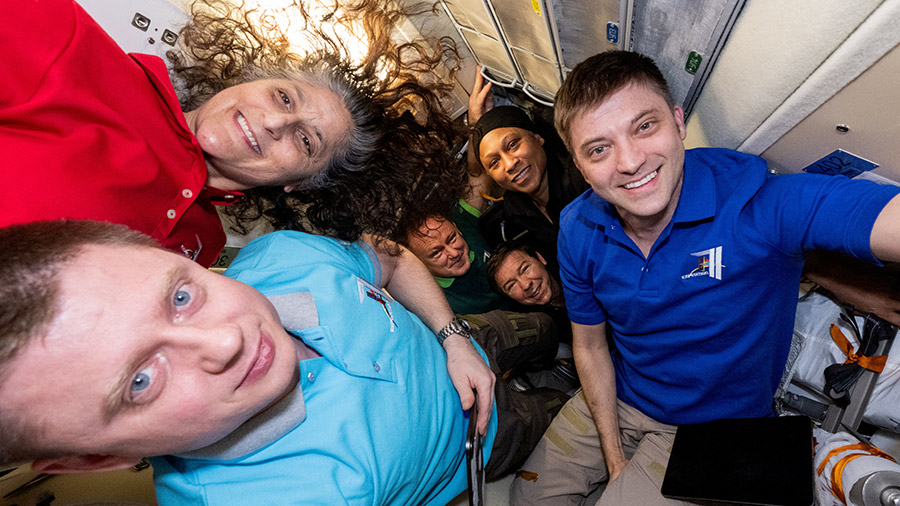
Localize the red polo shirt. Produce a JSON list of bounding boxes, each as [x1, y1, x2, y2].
[[0, 0, 237, 267]]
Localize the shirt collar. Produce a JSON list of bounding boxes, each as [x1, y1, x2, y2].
[[204, 185, 244, 206], [457, 198, 482, 218], [671, 149, 716, 224], [434, 276, 454, 288], [432, 250, 475, 288]]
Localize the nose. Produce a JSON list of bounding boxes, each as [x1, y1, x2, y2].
[[263, 111, 293, 139], [500, 152, 518, 173], [616, 138, 646, 175], [180, 324, 244, 374], [446, 245, 462, 262], [518, 278, 533, 295]]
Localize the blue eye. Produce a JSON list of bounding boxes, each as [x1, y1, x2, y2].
[[131, 369, 153, 392], [174, 289, 191, 307]]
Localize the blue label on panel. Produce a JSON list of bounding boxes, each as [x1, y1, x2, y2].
[[802, 149, 878, 178], [606, 23, 619, 44]]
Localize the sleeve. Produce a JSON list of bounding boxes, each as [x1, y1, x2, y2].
[[557, 210, 607, 325], [743, 173, 900, 264], [0, 0, 79, 105]]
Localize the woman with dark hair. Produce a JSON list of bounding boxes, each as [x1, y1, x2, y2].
[[1, 0, 466, 265]]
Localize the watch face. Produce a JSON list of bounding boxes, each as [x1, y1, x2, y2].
[[437, 318, 471, 345]]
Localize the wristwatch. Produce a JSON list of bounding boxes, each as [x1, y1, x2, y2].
[[435, 317, 473, 346]]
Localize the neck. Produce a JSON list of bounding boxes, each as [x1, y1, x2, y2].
[[530, 174, 552, 220], [548, 278, 565, 307], [294, 336, 321, 361], [618, 176, 683, 258], [549, 292, 565, 308], [183, 108, 199, 135]]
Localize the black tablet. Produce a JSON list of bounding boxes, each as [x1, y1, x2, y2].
[[661, 415, 814, 506]]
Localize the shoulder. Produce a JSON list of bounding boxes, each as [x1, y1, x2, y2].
[[227, 231, 371, 279], [502, 191, 534, 212], [688, 148, 768, 186], [559, 189, 601, 230], [684, 148, 770, 207]]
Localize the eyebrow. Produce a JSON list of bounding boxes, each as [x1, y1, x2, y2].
[[576, 107, 658, 153], [500, 260, 526, 291], [101, 266, 183, 422], [518, 259, 528, 273], [481, 132, 515, 160]]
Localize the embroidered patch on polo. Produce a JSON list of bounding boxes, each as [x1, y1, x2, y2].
[[357, 278, 396, 332], [681, 246, 724, 281]]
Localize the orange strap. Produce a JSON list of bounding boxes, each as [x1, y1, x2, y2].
[[817, 442, 896, 502], [480, 191, 503, 202], [829, 324, 888, 373]]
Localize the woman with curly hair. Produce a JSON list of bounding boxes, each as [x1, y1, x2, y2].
[[1, 0, 466, 265]]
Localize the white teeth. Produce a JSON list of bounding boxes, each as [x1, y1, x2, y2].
[[512, 167, 528, 183], [237, 113, 261, 154], [624, 170, 658, 189]]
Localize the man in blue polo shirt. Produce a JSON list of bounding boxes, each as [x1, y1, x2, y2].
[[511, 51, 900, 505]]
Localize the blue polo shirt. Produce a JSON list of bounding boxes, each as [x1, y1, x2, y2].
[[558, 148, 899, 425], [152, 231, 496, 505]]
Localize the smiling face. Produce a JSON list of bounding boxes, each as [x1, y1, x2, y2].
[[187, 78, 353, 192], [493, 249, 559, 306], [478, 127, 548, 196], [406, 217, 471, 278], [0, 244, 306, 461], [569, 82, 687, 233]]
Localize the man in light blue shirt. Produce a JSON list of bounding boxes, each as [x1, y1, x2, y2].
[[0, 220, 500, 505]]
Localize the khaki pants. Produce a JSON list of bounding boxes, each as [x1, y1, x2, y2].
[[509, 391, 694, 506]]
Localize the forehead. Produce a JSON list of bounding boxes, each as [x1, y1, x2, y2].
[[55, 245, 220, 321], [497, 250, 533, 275], [414, 218, 456, 243], [247, 78, 350, 131], [574, 83, 669, 125], [479, 127, 536, 155], [63, 244, 196, 289]]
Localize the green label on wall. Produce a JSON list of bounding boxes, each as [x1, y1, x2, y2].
[[685, 51, 703, 74]]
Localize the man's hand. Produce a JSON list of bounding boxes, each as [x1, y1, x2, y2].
[[443, 334, 496, 435], [606, 452, 628, 482], [467, 66, 494, 126]]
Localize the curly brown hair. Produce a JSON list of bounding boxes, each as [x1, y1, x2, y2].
[[168, 0, 468, 242]]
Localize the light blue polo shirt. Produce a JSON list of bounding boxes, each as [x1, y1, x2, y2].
[[558, 147, 899, 425], [152, 231, 496, 505]]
